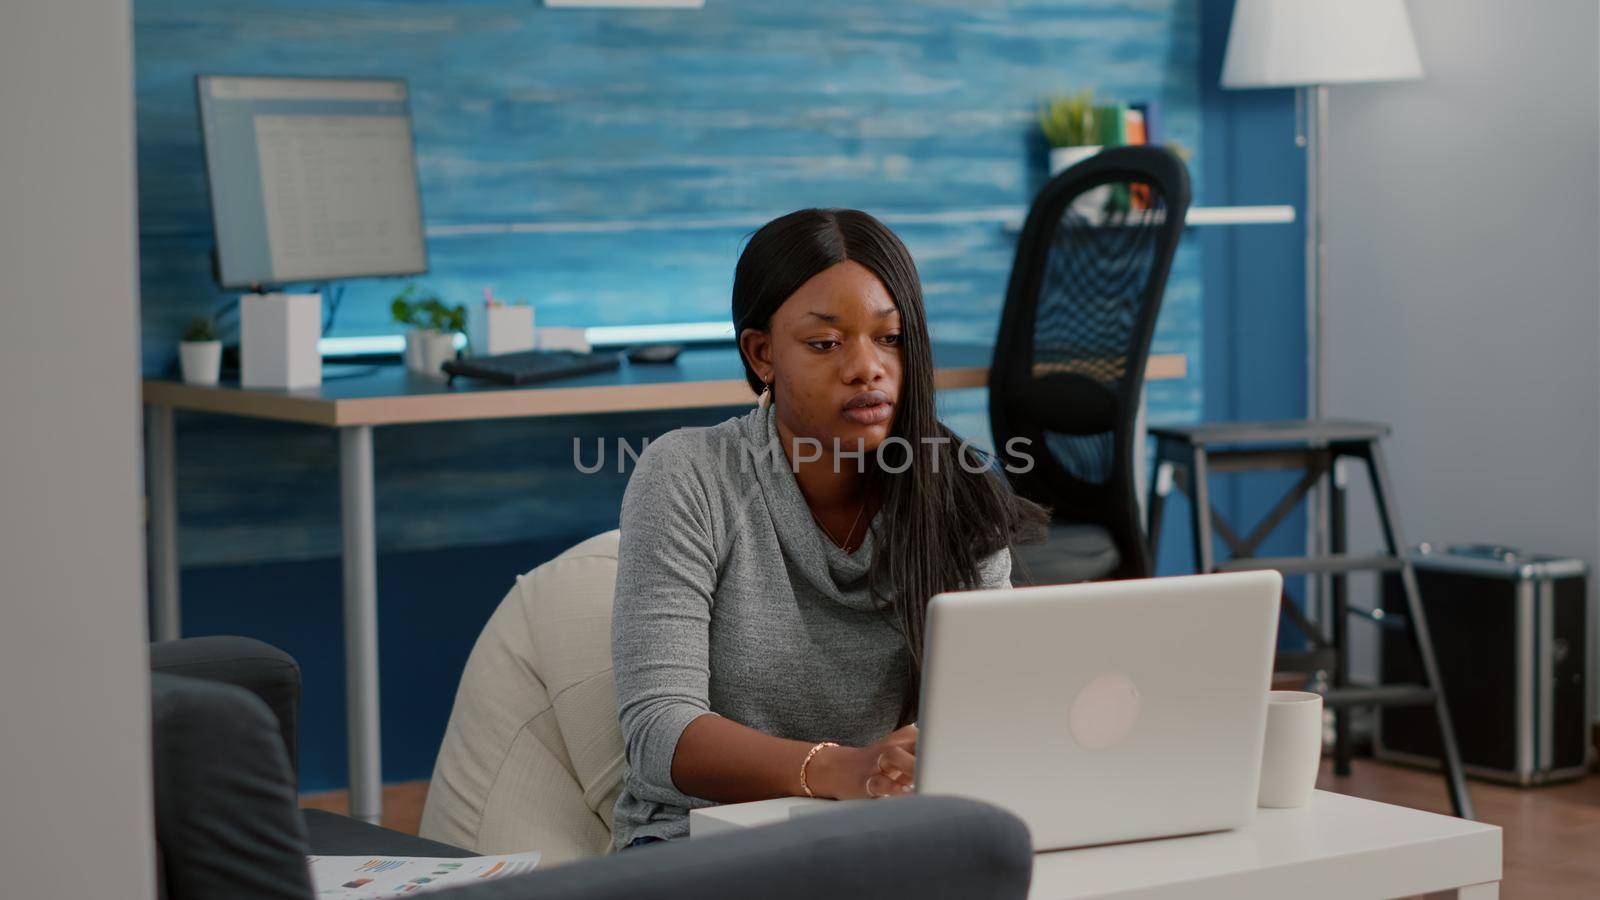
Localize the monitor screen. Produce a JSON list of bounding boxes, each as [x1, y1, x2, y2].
[[197, 75, 428, 288]]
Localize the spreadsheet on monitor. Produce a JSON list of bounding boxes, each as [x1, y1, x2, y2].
[[198, 76, 428, 288]]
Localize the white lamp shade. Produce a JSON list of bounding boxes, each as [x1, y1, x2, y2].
[[1222, 0, 1423, 88]]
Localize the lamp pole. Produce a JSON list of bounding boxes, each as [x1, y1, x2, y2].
[[1306, 84, 1328, 423], [1301, 83, 1330, 619], [1224, 0, 1423, 628]]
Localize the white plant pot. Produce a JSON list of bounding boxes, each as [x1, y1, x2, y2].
[[178, 340, 222, 386], [1049, 145, 1112, 217], [403, 329, 425, 372], [407, 328, 457, 378], [1049, 144, 1101, 176]]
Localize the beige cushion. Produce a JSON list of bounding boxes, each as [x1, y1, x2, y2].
[[419, 531, 625, 866]]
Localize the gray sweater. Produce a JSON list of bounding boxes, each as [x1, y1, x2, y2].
[[609, 404, 1011, 848]]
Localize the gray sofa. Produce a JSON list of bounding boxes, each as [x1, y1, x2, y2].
[[149, 636, 1034, 900]]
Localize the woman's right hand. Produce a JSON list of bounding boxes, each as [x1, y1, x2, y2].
[[810, 724, 918, 800]]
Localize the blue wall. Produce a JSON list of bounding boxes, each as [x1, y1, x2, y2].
[[135, 0, 1231, 791], [137, 0, 1209, 568]]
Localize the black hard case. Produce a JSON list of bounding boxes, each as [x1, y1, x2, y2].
[[1378, 544, 1590, 785]]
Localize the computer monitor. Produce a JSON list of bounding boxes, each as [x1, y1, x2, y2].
[[197, 75, 428, 289]]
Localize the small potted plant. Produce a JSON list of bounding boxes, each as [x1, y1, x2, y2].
[[178, 315, 223, 386], [1039, 89, 1101, 176], [391, 284, 467, 378]]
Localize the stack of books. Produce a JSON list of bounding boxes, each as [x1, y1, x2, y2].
[[1094, 101, 1162, 211]]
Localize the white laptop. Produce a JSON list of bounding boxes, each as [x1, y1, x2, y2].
[[914, 569, 1283, 851]]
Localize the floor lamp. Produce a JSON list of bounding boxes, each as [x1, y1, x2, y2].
[[1220, 0, 1423, 614]]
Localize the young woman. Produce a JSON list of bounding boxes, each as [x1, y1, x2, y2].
[[610, 208, 1048, 849]]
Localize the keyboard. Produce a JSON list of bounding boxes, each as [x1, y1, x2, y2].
[[442, 349, 623, 386]]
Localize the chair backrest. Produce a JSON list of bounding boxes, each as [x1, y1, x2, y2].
[[989, 145, 1191, 580], [420, 531, 625, 866]]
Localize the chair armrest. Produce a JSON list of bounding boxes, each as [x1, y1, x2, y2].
[[150, 635, 301, 781], [432, 795, 1032, 900], [151, 673, 313, 900]]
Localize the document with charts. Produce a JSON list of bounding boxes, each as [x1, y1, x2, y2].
[[253, 113, 425, 282], [309, 851, 541, 898]]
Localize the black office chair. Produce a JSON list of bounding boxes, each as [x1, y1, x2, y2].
[[991, 145, 1191, 585]]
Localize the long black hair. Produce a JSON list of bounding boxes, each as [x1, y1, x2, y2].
[[733, 208, 1050, 694]]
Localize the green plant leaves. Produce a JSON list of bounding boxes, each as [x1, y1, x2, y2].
[[182, 314, 218, 342], [390, 282, 467, 333], [1038, 89, 1098, 149]]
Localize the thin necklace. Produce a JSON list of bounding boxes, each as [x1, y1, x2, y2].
[[815, 494, 869, 552]]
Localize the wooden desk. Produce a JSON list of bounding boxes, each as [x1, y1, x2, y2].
[[142, 342, 1186, 823], [142, 343, 1187, 427]]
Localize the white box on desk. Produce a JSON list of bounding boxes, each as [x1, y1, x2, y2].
[[473, 303, 535, 356], [537, 326, 590, 353], [241, 293, 321, 390]]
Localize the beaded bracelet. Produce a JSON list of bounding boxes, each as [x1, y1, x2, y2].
[[799, 741, 839, 798]]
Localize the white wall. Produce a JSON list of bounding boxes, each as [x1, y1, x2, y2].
[[1322, 0, 1600, 716], [0, 1, 155, 896]]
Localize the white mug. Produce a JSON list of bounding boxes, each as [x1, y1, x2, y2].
[[1257, 690, 1323, 808]]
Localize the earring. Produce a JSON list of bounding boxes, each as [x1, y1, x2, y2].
[[757, 379, 773, 410]]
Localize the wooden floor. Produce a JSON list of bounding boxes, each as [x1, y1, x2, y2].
[[1314, 760, 1600, 899], [303, 760, 1600, 897], [302, 782, 431, 836]]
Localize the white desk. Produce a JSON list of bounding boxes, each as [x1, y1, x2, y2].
[[690, 791, 1502, 899]]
